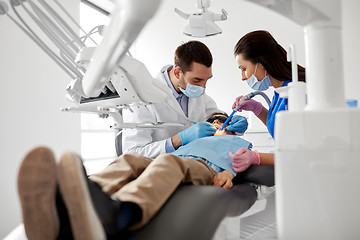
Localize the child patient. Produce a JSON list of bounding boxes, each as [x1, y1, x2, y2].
[[172, 112, 252, 182], [16, 112, 251, 240], [206, 112, 237, 136]]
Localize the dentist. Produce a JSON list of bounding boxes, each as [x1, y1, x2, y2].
[[122, 41, 248, 158], [230, 30, 306, 171]]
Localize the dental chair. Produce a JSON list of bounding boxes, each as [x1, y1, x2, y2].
[[112, 125, 275, 239], [110, 165, 274, 240], [4, 164, 274, 240], [113, 131, 275, 239]]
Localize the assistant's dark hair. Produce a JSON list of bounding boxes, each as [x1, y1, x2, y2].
[[174, 41, 213, 73], [234, 30, 305, 82]]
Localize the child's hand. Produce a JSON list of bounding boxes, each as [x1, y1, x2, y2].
[[212, 170, 234, 189]]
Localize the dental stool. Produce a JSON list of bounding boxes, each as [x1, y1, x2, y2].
[[110, 165, 274, 240]]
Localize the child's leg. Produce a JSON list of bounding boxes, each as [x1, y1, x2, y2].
[[114, 154, 216, 229], [89, 153, 152, 194]]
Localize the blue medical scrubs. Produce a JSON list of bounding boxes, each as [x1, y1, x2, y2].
[[267, 80, 290, 139]]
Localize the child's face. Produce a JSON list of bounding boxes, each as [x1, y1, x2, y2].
[[211, 119, 224, 130], [206, 115, 231, 135], [206, 115, 228, 129]]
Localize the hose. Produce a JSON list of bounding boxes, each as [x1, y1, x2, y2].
[[234, 91, 271, 111]]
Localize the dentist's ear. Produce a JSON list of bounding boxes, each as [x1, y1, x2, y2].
[[173, 66, 181, 79]]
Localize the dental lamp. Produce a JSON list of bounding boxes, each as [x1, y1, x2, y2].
[[175, 0, 227, 38]]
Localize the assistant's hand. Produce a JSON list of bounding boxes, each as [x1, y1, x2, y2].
[[232, 96, 263, 116], [225, 115, 248, 133], [213, 170, 234, 189], [229, 148, 260, 173], [178, 122, 216, 146]]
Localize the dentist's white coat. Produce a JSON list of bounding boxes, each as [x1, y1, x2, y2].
[[122, 65, 221, 158]]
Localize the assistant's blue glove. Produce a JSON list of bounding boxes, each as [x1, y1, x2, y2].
[[179, 122, 216, 146], [225, 115, 248, 133]]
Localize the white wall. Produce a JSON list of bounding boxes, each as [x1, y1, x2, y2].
[[133, 0, 360, 128], [0, 0, 81, 238], [343, 0, 360, 103]]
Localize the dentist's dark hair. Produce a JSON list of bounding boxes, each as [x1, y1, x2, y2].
[[234, 30, 305, 82], [174, 40, 213, 73]]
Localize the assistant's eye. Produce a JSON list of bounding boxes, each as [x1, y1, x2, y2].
[[238, 67, 246, 72]]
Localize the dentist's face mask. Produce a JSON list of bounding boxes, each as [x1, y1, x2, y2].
[[246, 63, 272, 91], [179, 72, 205, 98]]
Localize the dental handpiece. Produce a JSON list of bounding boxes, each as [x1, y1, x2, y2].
[[219, 109, 236, 131], [218, 94, 253, 131], [219, 91, 271, 131]]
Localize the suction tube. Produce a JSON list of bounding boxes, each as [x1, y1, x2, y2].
[[235, 91, 271, 111], [219, 91, 271, 131]]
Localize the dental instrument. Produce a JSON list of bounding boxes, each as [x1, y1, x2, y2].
[[219, 91, 271, 131], [275, 44, 307, 111], [219, 110, 236, 131], [0, 0, 185, 129]]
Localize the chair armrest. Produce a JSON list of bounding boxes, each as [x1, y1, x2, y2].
[[233, 165, 275, 187]]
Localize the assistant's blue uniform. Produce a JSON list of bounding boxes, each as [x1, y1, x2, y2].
[[266, 80, 290, 138]]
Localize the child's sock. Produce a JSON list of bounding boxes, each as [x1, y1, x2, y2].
[[116, 201, 142, 231]]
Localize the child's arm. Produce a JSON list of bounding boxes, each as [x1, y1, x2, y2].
[[212, 170, 234, 189]]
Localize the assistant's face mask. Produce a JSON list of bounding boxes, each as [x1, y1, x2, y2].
[[246, 63, 272, 91], [179, 73, 205, 98]]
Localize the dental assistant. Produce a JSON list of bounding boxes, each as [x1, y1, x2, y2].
[[122, 41, 248, 158], [230, 30, 306, 170]]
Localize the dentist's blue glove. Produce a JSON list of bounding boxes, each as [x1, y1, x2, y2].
[[179, 122, 216, 146], [225, 115, 248, 133]]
